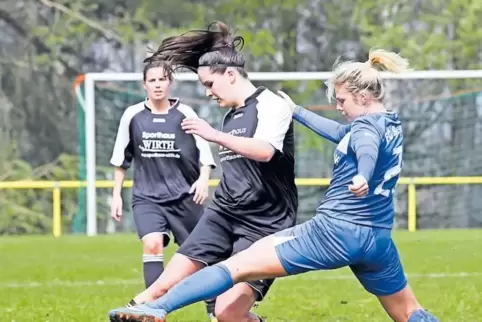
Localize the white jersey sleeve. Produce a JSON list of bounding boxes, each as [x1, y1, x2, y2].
[[253, 90, 293, 152], [110, 103, 144, 168]]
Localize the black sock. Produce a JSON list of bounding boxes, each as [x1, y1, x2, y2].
[[125, 299, 138, 307], [205, 298, 216, 317], [142, 254, 164, 288]]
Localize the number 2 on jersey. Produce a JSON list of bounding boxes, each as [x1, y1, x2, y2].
[[374, 145, 403, 197]]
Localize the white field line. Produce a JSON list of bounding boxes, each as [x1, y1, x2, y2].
[[1, 272, 481, 289]]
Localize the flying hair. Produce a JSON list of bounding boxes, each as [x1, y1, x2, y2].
[[144, 21, 246, 76], [326, 48, 411, 102]]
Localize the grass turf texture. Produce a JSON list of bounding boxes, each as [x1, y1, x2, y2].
[[1, 230, 481, 321]]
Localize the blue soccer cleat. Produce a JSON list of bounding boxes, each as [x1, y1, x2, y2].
[[108, 304, 167, 322]]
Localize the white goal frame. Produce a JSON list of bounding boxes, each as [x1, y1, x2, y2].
[[83, 70, 482, 236]]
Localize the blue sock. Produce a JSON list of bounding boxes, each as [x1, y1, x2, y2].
[[146, 264, 234, 313], [408, 309, 439, 322]]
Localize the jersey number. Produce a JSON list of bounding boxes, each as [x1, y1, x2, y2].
[[374, 146, 403, 197]]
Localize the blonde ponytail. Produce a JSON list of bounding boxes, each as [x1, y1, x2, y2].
[[326, 48, 411, 102], [367, 49, 410, 74]]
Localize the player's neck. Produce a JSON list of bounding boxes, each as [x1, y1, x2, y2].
[[233, 80, 257, 109], [365, 101, 387, 114], [148, 98, 171, 114]]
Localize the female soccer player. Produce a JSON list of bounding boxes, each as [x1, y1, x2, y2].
[[109, 22, 298, 322], [109, 59, 217, 317], [109, 49, 440, 322]]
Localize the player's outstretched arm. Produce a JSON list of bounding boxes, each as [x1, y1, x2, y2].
[[277, 90, 349, 144], [293, 105, 350, 144], [349, 119, 382, 196]]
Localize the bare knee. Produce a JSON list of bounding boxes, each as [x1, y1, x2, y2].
[[142, 234, 164, 255], [216, 303, 258, 322], [215, 301, 239, 322]]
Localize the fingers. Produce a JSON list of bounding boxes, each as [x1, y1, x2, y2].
[[190, 183, 208, 205], [110, 207, 117, 220], [193, 186, 201, 204], [181, 118, 200, 135], [348, 183, 369, 197], [181, 118, 200, 128], [189, 183, 196, 194], [348, 175, 368, 197], [194, 188, 208, 204], [198, 190, 207, 205], [190, 182, 201, 204], [111, 207, 122, 221]]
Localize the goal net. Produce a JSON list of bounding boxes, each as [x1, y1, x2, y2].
[[74, 71, 482, 236]]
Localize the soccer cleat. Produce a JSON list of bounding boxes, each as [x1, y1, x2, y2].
[[108, 304, 167, 322]]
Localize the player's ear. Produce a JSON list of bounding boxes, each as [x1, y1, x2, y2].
[[227, 69, 236, 84], [359, 92, 369, 106]]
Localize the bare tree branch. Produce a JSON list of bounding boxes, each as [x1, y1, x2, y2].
[[0, 8, 79, 76], [38, 0, 124, 43]]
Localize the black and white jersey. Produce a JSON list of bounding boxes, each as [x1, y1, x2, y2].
[[210, 87, 298, 235], [110, 99, 216, 204]]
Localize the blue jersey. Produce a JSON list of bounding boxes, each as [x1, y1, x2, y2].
[[317, 113, 403, 228], [293, 106, 403, 229]]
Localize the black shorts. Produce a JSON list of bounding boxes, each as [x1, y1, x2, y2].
[[132, 195, 204, 247], [177, 209, 277, 301]]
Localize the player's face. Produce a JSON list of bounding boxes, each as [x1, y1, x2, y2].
[[334, 83, 366, 122], [143, 67, 171, 101], [198, 66, 237, 108]]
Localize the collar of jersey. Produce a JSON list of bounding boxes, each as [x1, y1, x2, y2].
[[144, 98, 180, 113], [241, 86, 266, 107]]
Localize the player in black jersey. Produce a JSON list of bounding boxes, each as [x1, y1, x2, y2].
[[109, 22, 298, 322], [109, 59, 217, 319]]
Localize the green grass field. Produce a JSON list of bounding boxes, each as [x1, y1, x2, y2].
[[2, 229, 481, 322]]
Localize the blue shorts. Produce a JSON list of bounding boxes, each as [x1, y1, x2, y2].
[[273, 214, 407, 296]]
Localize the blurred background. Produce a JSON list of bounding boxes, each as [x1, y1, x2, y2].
[[1, 0, 482, 237]]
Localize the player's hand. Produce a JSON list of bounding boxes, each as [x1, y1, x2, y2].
[[111, 195, 123, 221], [277, 90, 296, 113], [181, 118, 219, 142], [349, 175, 369, 197], [189, 178, 209, 204]]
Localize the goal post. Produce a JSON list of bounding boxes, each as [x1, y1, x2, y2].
[[78, 70, 482, 236]]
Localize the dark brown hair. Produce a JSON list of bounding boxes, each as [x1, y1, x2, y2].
[[144, 22, 247, 77], [142, 60, 172, 81]]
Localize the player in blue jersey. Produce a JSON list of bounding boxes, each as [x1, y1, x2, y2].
[[108, 48, 439, 322]]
